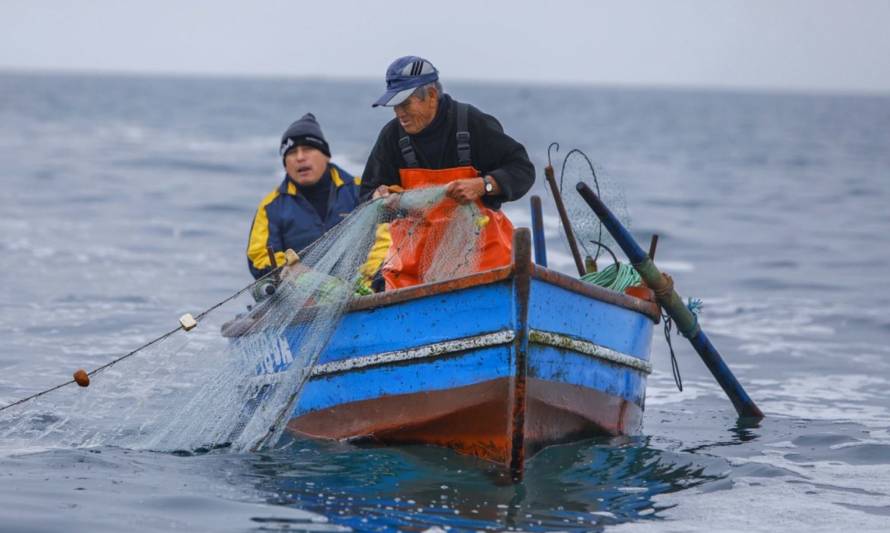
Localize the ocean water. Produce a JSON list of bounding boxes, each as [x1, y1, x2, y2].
[[1, 71, 889, 532]]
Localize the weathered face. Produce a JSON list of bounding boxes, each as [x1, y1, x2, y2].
[[284, 145, 330, 186], [393, 88, 439, 135]]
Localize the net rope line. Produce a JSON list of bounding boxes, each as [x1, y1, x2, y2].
[[0, 193, 391, 416], [213, 187, 481, 451], [0, 186, 491, 455], [249, 187, 483, 449], [0, 265, 286, 415], [0, 187, 481, 450]]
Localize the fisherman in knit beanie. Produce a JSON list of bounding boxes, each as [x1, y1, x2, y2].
[[246, 113, 361, 281]]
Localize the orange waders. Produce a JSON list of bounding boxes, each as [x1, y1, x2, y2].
[[382, 165, 514, 290]]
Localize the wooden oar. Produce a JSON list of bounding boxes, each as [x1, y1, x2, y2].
[[575, 182, 763, 419]]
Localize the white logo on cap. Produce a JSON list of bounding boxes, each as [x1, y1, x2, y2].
[[279, 138, 294, 157]]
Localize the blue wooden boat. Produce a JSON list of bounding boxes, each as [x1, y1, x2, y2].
[[224, 229, 658, 478]]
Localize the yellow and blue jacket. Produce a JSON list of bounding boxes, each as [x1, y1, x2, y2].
[[246, 164, 361, 279]]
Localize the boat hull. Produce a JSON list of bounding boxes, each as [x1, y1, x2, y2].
[[227, 229, 658, 478], [288, 375, 643, 466]]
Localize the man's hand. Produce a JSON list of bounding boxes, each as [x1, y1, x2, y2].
[[373, 185, 405, 211], [373, 185, 405, 200], [372, 184, 391, 199], [445, 178, 486, 204]]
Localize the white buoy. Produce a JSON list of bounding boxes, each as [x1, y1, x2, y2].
[[179, 313, 197, 331]]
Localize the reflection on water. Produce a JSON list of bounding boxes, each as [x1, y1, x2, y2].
[[681, 417, 762, 454], [246, 435, 727, 531]]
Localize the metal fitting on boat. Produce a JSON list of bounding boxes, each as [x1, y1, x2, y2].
[[251, 280, 277, 302]]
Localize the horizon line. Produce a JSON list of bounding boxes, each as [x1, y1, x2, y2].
[[2, 65, 889, 99]]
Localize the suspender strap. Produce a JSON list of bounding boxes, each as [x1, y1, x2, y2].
[[398, 101, 470, 168], [398, 134, 419, 168], [455, 102, 472, 167]]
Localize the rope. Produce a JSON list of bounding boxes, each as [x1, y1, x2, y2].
[[661, 310, 684, 392], [581, 262, 641, 292], [0, 265, 285, 414], [660, 298, 702, 392], [0, 190, 459, 416]]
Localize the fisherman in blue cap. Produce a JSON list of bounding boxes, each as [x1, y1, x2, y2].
[[362, 56, 534, 290], [246, 113, 361, 280]]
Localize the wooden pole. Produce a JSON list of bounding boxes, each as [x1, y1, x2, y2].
[[544, 164, 586, 276]]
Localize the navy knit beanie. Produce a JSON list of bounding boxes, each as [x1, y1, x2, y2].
[[279, 113, 331, 161]]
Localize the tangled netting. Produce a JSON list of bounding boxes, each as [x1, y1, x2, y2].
[[555, 148, 631, 268], [0, 187, 485, 455]]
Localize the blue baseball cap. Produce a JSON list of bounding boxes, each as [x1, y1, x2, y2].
[[372, 56, 439, 107]]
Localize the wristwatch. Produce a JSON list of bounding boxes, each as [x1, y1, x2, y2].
[[482, 176, 494, 196]]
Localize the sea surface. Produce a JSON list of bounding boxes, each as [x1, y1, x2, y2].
[[1, 71, 889, 532]]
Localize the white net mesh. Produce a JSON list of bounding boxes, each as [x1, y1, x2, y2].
[[556, 149, 630, 266], [0, 186, 487, 455]]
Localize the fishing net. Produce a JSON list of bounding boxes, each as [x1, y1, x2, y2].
[[0, 187, 485, 455], [554, 148, 631, 270]]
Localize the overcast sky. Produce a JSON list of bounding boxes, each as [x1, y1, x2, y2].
[[2, 0, 889, 94]]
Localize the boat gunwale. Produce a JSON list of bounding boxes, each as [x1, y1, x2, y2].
[[221, 257, 660, 338], [348, 264, 659, 321]]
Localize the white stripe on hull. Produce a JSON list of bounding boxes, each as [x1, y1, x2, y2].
[[308, 329, 651, 377], [311, 330, 516, 377], [529, 329, 652, 374]]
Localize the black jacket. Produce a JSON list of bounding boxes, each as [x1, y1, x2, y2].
[[361, 94, 535, 210]]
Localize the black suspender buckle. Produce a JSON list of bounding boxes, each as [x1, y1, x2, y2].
[[456, 131, 471, 166], [398, 136, 419, 168], [455, 102, 472, 166]]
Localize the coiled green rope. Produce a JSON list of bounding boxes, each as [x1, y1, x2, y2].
[[580, 262, 641, 292]]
